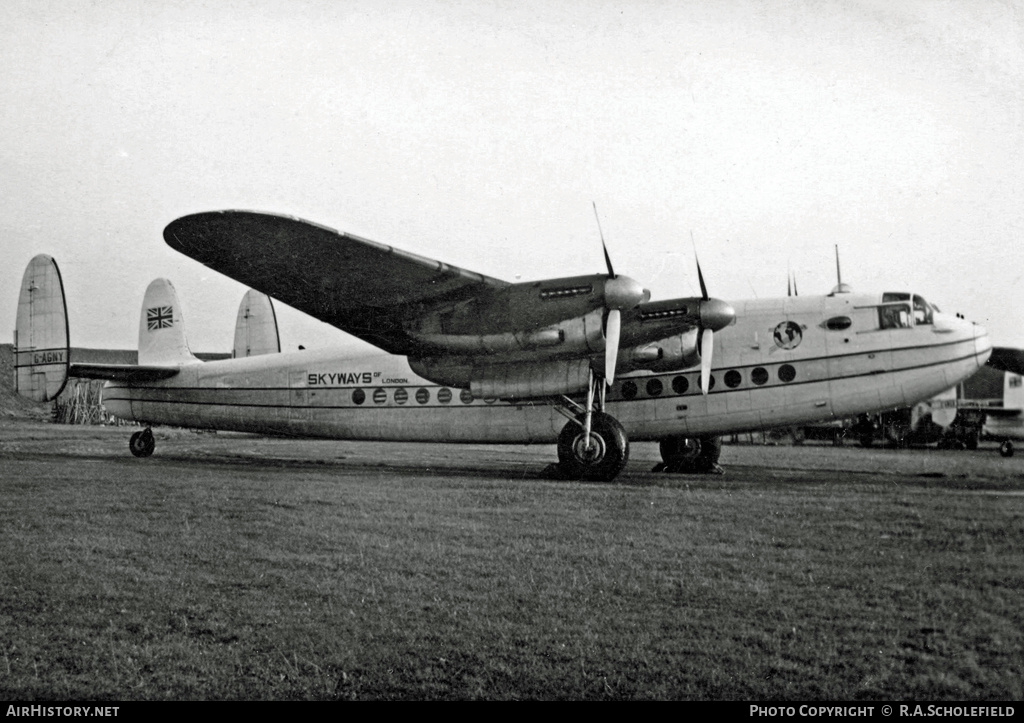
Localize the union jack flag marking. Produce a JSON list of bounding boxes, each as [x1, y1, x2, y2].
[[147, 306, 174, 330]]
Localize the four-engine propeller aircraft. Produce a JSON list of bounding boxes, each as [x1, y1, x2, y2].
[[13, 210, 993, 481]]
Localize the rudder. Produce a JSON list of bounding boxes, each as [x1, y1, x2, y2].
[[14, 254, 70, 401]]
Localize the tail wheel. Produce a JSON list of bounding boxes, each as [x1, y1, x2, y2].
[[658, 435, 723, 473], [557, 412, 629, 482], [129, 428, 155, 458], [1000, 440, 1015, 458]]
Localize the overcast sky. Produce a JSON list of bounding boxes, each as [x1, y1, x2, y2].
[[3, 0, 1022, 355]]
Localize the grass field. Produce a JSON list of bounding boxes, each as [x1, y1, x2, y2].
[[1, 423, 1022, 700]]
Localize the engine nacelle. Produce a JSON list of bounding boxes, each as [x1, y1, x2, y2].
[[408, 356, 591, 400], [407, 308, 605, 363], [617, 328, 702, 374]]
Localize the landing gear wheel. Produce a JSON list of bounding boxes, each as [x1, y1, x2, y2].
[[129, 428, 155, 458], [1000, 440, 1015, 458], [556, 412, 629, 482], [656, 435, 723, 474]]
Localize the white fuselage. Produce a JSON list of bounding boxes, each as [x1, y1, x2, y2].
[[102, 292, 992, 444]]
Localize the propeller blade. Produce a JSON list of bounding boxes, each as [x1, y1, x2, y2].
[[700, 328, 714, 395], [604, 309, 621, 384], [593, 202, 615, 278], [691, 232, 709, 300]]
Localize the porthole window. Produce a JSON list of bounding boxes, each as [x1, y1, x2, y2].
[[825, 316, 853, 331], [751, 367, 769, 385], [484, 398, 497, 405], [621, 380, 638, 399], [415, 388, 430, 404], [460, 388, 474, 404], [646, 378, 663, 396], [393, 388, 408, 405], [724, 370, 742, 388], [352, 388, 366, 405], [372, 388, 387, 404], [778, 364, 796, 383], [699, 374, 716, 392], [437, 388, 452, 404], [672, 376, 689, 395]]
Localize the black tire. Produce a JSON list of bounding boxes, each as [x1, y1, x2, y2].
[[1000, 440, 1014, 458], [658, 435, 722, 473], [129, 429, 155, 458], [556, 412, 629, 482], [858, 435, 874, 448]]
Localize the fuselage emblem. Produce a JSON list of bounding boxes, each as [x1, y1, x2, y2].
[[773, 321, 803, 350]]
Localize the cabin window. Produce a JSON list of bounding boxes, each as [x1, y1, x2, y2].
[[778, 364, 796, 382], [724, 370, 742, 388], [352, 388, 366, 405], [437, 388, 452, 404], [751, 367, 769, 385], [393, 388, 408, 405], [460, 388, 474, 404], [621, 380, 638, 399], [646, 378, 663, 396], [672, 376, 689, 395], [372, 388, 387, 404], [415, 388, 430, 404]]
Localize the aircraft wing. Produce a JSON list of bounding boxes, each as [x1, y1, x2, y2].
[[988, 347, 1024, 376], [164, 211, 511, 354], [70, 363, 180, 382]]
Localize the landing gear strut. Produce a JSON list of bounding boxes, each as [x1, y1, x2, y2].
[[653, 435, 723, 474], [129, 427, 155, 458], [552, 370, 630, 482]]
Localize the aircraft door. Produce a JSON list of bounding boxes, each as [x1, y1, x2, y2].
[[825, 305, 891, 417], [289, 369, 312, 424]]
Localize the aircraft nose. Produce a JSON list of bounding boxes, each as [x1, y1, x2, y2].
[[700, 297, 736, 332], [973, 321, 993, 366], [604, 275, 647, 311]]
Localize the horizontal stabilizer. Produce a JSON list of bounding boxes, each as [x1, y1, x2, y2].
[[14, 254, 70, 401], [69, 363, 180, 382]]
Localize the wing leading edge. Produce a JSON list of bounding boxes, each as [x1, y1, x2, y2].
[[164, 211, 510, 354]]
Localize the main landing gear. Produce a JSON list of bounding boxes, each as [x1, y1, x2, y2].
[[653, 435, 724, 474], [552, 371, 630, 482], [129, 427, 155, 458]]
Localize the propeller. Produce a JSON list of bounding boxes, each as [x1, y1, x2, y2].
[[694, 248, 714, 394], [691, 236, 734, 395], [593, 203, 645, 385]]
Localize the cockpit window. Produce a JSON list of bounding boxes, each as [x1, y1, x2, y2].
[[880, 292, 930, 329], [879, 304, 912, 329], [912, 295, 933, 325]]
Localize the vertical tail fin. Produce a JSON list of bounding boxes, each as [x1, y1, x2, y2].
[[14, 254, 70, 401], [232, 289, 281, 358], [138, 279, 198, 365]]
